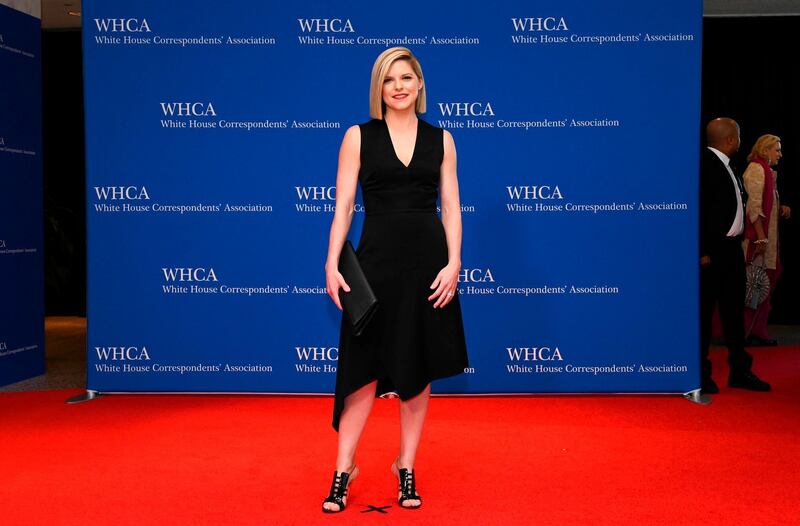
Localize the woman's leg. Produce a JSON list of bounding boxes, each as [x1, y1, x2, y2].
[[323, 380, 377, 512], [335, 380, 377, 471], [398, 384, 431, 467], [396, 384, 431, 507]]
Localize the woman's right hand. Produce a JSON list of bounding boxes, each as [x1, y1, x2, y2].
[[326, 267, 351, 310]]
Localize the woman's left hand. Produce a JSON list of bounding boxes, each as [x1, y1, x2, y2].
[[780, 205, 792, 219], [428, 263, 460, 308]]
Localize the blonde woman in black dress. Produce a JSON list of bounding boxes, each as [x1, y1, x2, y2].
[[322, 47, 468, 513]]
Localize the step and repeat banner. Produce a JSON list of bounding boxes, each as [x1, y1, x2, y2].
[[0, 1, 43, 387], [83, 0, 702, 394]]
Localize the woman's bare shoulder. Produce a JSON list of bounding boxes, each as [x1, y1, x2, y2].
[[340, 124, 361, 150]]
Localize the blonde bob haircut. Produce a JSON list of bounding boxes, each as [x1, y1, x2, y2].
[[747, 134, 781, 162], [369, 47, 426, 120]]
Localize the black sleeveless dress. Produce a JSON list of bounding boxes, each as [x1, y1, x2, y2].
[[332, 118, 469, 431]]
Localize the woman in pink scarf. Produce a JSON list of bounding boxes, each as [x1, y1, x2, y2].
[[742, 134, 792, 345]]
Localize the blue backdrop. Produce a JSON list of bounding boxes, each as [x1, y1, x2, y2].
[[0, 3, 44, 387], [83, 0, 702, 394]]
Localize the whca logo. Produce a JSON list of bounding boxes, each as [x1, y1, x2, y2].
[[506, 346, 563, 361], [297, 18, 354, 33], [94, 186, 150, 200], [94, 18, 151, 32], [160, 102, 217, 117], [161, 268, 218, 282], [506, 186, 563, 200], [437, 102, 495, 117], [296, 186, 335, 201], [95, 346, 151, 360], [510, 17, 568, 32], [295, 346, 338, 361]]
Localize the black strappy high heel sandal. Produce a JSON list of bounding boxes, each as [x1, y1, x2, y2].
[[321, 465, 357, 513], [392, 460, 422, 509]]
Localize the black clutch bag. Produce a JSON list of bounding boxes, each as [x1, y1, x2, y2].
[[338, 240, 378, 336]]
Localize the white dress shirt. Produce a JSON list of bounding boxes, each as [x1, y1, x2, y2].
[[708, 147, 744, 236]]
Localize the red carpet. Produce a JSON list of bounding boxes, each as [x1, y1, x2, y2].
[[1, 346, 798, 525]]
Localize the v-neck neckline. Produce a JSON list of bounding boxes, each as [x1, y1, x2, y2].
[[384, 118, 420, 169]]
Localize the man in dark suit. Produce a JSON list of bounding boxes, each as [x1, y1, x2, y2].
[[700, 117, 770, 394]]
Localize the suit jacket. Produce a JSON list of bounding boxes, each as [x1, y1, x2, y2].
[[699, 147, 747, 257]]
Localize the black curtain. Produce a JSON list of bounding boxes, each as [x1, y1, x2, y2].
[[42, 30, 85, 315], [702, 16, 800, 324]]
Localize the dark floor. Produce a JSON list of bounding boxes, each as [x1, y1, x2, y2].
[[1, 317, 798, 392]]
